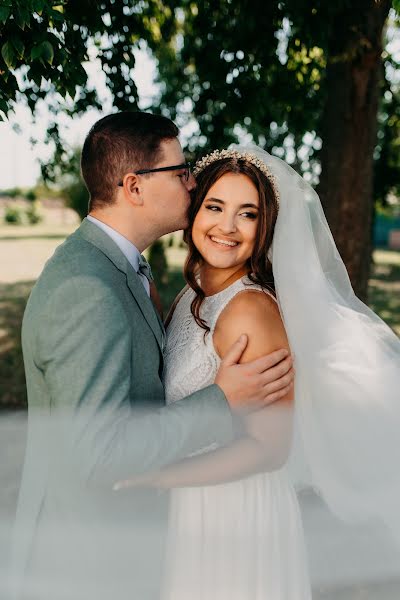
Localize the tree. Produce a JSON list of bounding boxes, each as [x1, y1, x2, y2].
[[315, 0, 391, 297], [150, 0, 394, 299], [41, 145, 89, 219], [0, 0, 171, 148], [0, 0, 173, 117], [1, 1, 398, 298], [374, 50, 400, 209]]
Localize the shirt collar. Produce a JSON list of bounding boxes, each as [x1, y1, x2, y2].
[[86, 215, 141, 272]]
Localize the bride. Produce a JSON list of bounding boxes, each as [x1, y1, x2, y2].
[[117, 146, 400, 599]]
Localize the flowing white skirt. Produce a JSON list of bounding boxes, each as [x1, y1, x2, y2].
[[161, 468, 312, 600]]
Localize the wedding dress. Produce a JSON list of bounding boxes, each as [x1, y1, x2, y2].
[[160, 142, 400, 597], [162, 275, 312, 600]]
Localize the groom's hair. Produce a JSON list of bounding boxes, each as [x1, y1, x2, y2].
[[81, 111, 179, 210]]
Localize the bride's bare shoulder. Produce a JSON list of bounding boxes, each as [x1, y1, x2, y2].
[[214, 289, 288, 362], [217, 288, 281, 329]]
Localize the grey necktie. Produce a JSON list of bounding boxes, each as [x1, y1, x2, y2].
[[138, 254, 154, 284], [138, 254, 165, 350]]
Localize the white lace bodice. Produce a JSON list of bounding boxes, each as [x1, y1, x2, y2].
[[163, 275, 275, 405]]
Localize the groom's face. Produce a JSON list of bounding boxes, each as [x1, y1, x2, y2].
[[142, 138, 196, 234]]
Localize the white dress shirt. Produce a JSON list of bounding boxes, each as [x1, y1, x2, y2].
[[87, 215, 150, 296]]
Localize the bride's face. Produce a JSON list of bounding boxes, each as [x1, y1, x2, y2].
[[192, 172, 259, 271]]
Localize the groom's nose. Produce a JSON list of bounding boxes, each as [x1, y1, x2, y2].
[[186, 172, 196, 192]]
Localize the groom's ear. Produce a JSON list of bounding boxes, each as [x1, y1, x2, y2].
[[120, 173, 144, 207]]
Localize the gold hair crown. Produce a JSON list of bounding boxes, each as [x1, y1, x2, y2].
[[193, 149, 280, 202]]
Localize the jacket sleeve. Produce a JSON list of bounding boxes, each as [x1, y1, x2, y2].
[[34, 275, 234, 486]]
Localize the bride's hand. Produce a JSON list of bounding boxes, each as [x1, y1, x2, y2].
[[113, 471, 160, 491]]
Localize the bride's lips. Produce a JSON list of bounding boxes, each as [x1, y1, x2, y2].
[[208, 235, 240, 249]]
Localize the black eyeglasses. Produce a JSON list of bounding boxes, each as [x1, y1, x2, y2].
[[117, 162, 192, 186]]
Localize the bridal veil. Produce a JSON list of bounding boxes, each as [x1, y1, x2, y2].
[[231, 144, 400, 547]]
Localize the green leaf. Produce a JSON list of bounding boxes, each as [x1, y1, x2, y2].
[[49, 8, 64, 21], [31, 41, 54, 65], [14, 6, 31, 30], [0, 6, 11, 24], [41, 41, 54, 65], [12, 37, 25, 60], [1, 41, 16, 69], [32, 0, 46, 14], [0, 98, 9, 115], [30, 44, 42, 61]]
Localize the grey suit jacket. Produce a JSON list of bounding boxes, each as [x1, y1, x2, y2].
[[10, 218, 234, 600]]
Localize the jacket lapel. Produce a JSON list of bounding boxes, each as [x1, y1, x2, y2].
[[125, 268, 165, 352], [77, 218, 164, 352]]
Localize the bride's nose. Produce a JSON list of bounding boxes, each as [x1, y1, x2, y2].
[[217, 212, 237, 234]]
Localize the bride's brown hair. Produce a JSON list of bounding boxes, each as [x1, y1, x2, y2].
[[183, 157, 279, 333]]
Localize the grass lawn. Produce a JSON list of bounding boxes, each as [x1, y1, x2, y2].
[[0, 245, 398, 410], [368, 250, 400, 333]]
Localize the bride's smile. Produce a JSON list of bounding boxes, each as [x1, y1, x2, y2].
[[208, 235, 240, 248]]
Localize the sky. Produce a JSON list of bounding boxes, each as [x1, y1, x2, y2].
[[0, 48, 159, 190]]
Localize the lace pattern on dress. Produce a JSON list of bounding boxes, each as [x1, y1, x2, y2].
[[163, 276, 276, 406]]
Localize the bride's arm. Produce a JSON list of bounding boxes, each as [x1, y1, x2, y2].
[[115, 291, 294, 490], [116, 403, 292, 490]]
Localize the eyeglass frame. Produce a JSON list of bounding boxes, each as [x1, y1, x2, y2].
[[117, 162, 192, 186]]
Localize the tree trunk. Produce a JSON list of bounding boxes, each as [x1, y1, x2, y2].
[[317, 0, 390, 301]]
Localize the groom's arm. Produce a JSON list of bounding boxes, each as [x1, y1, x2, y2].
[[115, 290, 294, 490], [35, 275, 234, 486]]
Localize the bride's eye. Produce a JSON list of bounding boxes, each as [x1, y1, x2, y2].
[[241, 212, 258, 220], [205, 205, 222, 212]]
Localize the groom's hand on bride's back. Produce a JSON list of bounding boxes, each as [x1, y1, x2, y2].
[[214, 334, 294, 413]]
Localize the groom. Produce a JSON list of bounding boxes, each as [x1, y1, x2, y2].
[[11, 111, 294, 600]]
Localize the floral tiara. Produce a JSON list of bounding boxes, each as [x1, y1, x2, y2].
[[193, 149, 280, 202]]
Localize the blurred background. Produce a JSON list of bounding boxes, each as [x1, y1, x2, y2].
[[1, 1, 400, 598]]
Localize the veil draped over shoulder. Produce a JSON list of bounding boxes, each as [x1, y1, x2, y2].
[[231, 144, 400, 546]]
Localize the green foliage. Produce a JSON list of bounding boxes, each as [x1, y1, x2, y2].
[[148, 239, 169, 286], [374, 47, 400, 206], [25, 200, 42, 224], [25, 189, 37, 201], [0, 281, 33, 409], [64, 180, 89, 220], [41, 145, 89, 219], [0, 0, 175, 122], [4, 205, 23, 224], [2, 1, 398, 215], [148, 0, 392, 170], [155, 1, 320, 155], [3, 200, 42, 224], [1, 187, 23, 198]]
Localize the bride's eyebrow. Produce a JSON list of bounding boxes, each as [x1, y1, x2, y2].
[[240, 203, 259, 210], [204, 197, 224, 203], [204, 197, 259, 209]]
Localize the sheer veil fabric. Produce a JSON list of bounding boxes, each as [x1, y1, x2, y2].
[[230, 144, 400, 546]]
